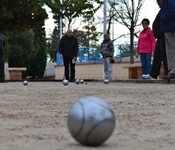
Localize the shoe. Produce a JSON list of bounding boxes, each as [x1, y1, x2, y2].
[[142, 74, 148, 79], [0, 80, 7, 83], [146, 74, 156, 80], [69, 79, 75, 82], [163, 73, 175, 80]]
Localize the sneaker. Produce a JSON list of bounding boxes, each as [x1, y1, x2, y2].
[[145, 74, 156, 80], [142, 74, 147, 79]]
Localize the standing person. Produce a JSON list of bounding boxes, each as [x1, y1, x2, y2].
[[59, 29, 79, 82], [145, 0, 168, 79], [136, 18, 156, 79], [0, 33, 6, 83], [100, 33, 114, 81], [161, 0, 175, 79]]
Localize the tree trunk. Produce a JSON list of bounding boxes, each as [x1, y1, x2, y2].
[[130, 21, 134, 64]]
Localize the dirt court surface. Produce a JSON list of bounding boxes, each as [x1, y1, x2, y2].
[[0, 81, 175, 150]]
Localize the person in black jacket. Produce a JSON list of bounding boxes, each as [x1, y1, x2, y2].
[[145, 0, 168, 79], [0, 33, 6, 83], [59, 29, 79, 82]]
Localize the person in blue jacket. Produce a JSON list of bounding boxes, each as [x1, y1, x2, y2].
[[161, 0, 175, 79]]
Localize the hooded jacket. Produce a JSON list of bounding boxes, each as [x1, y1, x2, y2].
[[137, 27, 156, 54]]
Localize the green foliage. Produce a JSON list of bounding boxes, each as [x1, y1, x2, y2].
[[73, 29, 99, 47], [73, 30, 89, 47], [117, 44, 130, 57], [117, 43, 137, 58], [6, 28, 47, 78], [83, 18, 99, 46], [0, 0, 48, 33], [6, 30, 35, 68], [0, 0, 49, 78], [47, 27, 60, 62], [73, 17, 100, 47], [28, 27, 47, 78], [44, 0, 103, 28]]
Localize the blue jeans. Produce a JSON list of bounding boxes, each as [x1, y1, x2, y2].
[[103, 57, 112, 80], [140, 53, 152, 75]]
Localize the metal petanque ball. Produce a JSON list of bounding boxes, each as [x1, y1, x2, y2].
[[23, 80, 28, 86], [67, 96, 116, 146], [104, 79, 109, 84], [63, 79, 69, 86], [75, 79, 80, 84], [80, 79, 84, 84]]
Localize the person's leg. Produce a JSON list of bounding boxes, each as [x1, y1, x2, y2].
[[140, 54, 147, 75], [164, 32, 175, 73], [106, 57, 112, 80], [0, 56, 5, 81], [145, 53, 152, 75], [149, 41, 162, 79], [63, 57, 70, 80], [160, 37, 168, 75], [103, 58, 108, 79], [70, 58, 75, 81]]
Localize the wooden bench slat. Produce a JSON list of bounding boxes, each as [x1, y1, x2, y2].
[[123, 65, 141, 68], [8, 68, 26, 71]]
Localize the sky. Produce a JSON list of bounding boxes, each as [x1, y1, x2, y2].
[[44, 0, 160, 41]]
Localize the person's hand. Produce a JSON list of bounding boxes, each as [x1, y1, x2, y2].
[[60, 54, 63, 59], [73, 57, 77, 61], [72, 57, 77, 64], [151, 52, 154, 57]]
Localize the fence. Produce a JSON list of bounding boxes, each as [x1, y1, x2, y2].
[[55, 45, 127, 65]]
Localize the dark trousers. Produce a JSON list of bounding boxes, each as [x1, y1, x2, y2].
[[0, 55, 5, 81], [63, 57, 75, 81], [150, 37, 168, 79]]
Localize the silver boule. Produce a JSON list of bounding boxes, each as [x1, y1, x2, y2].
[[23, 80, 28, 86], [80, 79, 84, 84], [75, 79, 80, 84], [63, 79, 69, 86], [67, 96, 115, 146]]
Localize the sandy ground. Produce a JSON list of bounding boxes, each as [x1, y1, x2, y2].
[[0, 81, 175, 150]]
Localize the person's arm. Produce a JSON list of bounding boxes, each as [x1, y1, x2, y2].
[[59, 37, 64, 54], [109, 41, 114, 57], [162, 1, 175, 23], [136, 36, 140, 58], [149, 30, 156, 54], [73, 37, 79, 61]]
